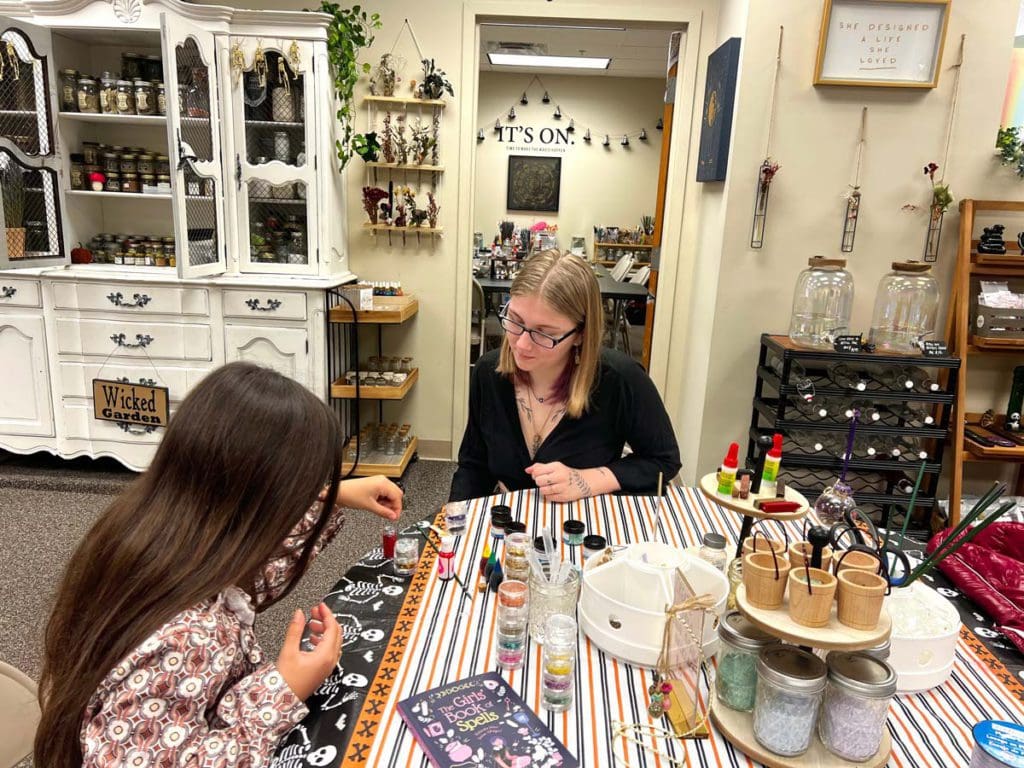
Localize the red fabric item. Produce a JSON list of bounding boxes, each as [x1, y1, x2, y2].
[[926, 522, 1024, 653]]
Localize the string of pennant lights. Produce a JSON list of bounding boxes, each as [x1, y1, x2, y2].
[[476, 74, 662, 148]]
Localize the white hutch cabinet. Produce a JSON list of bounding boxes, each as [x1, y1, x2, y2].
[[0, 0, 354, 470]]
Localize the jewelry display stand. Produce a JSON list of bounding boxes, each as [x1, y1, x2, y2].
[[698, 472, 810, 557]]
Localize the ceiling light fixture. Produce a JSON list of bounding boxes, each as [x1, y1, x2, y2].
[[487, 52, 611, 70]]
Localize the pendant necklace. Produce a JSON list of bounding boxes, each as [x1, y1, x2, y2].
[[525, 385, 560, 458]]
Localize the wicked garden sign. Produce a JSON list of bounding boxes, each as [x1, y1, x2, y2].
[[93, 378, 169, 429]]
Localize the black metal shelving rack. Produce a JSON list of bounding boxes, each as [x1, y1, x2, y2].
[[748, 334, 961, 532]]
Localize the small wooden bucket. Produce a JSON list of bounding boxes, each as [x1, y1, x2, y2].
[[742, 528, 789, 557], [788, 560, 837, 628], [833, 548, 879, 574], [788, 541, 833, 571], [835, 549, 889, 630], [743, 549, 790, 610]]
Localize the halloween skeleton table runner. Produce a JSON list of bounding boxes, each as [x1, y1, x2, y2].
[[276, 488, 1024, 768]]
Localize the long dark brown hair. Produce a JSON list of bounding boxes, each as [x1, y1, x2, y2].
[[35, 362, 344, 768]]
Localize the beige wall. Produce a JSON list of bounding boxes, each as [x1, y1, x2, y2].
[[473, 72, 664, 253], [686, 0, 1024, 495]]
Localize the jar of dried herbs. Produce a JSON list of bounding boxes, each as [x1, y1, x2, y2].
[[115, 80, 135, 115], [156, 83, 167, 116], [99, 73, 117, 114], [137, 154, 155, 175], [121, 172, 140, 194], [120, 154, 138, 175], [103, 152, 120, 175], [133, 79, 155, 115], [156, 155, 170, 176], [69, 154, 86, 190], [59, 69, 79, 112], [76, 77, 100, 113], [104, 172, 121, 193]]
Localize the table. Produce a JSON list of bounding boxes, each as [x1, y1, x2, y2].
[[476, 264, 650, 354], [271, 488, 1024, 768]]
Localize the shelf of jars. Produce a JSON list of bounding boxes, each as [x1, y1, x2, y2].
[[59, 112, 167, 126], [66, 190, 170, 200], [342, 430, 417, 479], [330, 367, 419, 400]]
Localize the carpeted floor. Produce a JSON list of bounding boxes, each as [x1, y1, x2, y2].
[[0, 452, 456, 684]]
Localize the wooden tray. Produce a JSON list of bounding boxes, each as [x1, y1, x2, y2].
[[737, 585, 890, 650], [342, 436, 417, 479], [330, 368, 418, 400], [710, 691, 891, 768], [328, 295, 418, 324], [698, 473, 810, 521]]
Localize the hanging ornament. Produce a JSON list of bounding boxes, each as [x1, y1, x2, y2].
[[621, 135, 630, 147], [229, 41, 246, 86], [567, 119, 575, 133], [477, 129, 485, 142], [494, 118, 502, 132], [253, 41, 268, 87], [656, 117, 664, 130], [520, 92, 529, 105], [287, 41, 301, 78], [639, 128, 648, 141], [602, 134, 610, 147], [583, 128, 592, 143], [277, 57, 291, 94], [507, 106, 516, 121], [542, 91, 551, 104], [553, 105, 562, 119]]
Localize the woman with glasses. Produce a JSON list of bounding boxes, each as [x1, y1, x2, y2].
[[449, 250, 680, 503]]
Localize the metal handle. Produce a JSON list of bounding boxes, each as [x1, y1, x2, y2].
[[110, 333, 154, 349], [245, 298, 281, 312], [235, 154, 242, 191], [107, 291, 151, 309], [0, 286, 15, 299]]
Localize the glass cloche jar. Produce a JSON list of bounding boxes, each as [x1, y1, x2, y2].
[[867, 261, 939, 354], [789, 257, 855, 350]]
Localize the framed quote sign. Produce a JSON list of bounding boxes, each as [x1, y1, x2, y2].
[[814, 0, 951, 88]]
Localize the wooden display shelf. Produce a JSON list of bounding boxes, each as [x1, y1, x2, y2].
[[736, 585, 891, 650], [329, 295, 418, 324], [365, 162, 444, 173], [969, 262, 1024, 277], [969, 336, 1024, 351], [963, 439, 1024, 460], [362, 95, 447, 108], [330, 368, 418, 399], [698, 472, 810, 521], [58, 111, 167, 126], [66, 190, 170, 200], [342, 436, 417, 478], [363, 223, 443, 235], [595, 241, 654, 249], [710, 691, 891, 768]]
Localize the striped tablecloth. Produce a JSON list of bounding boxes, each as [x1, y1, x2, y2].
[[342, 486, 1024, 767]]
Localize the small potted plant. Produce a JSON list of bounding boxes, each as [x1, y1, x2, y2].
[[416, 58, 454, 100]]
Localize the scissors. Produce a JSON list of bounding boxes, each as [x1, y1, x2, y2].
[[827, 508, 911, 587]]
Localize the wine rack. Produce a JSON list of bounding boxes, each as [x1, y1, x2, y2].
[[748, 334, 961, 532]]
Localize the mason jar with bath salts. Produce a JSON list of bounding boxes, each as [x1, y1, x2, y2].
[[753, 647, 826, 757], [818, 651, 897, 762]]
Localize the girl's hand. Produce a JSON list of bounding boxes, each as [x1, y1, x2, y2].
[[276, 603, 341, 701], [320, 475, 403, 520]]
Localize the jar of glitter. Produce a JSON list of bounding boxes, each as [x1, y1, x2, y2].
[[582, 534, 606, 562], [490, 506, 512, 539], [818, 651, 896, 762], [495, 580, 529, 670], [562, 519, 585, 546], [443, 500, 468, 535], [528, 565, 580, 644], [503, 532, 531, 583], [541, 614, 577, 712], [715, 611, 780, 712], [752, 647, 826, 757]]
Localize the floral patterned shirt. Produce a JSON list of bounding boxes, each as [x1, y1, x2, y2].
[[81, 502, 346, 767]]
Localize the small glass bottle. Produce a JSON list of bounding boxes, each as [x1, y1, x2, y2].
[[133, 79, 155, 115], [698, 532, 728, 572], [726, 557, 743, 610], [753, 647, 827, 757], [393, 537, 419, 577], [437, 535, 456, 581], [76, 77, 100, 113], [104, 172, 121, 193], [818, 651, 897, 762], [382, 521, 397, 559], [115, 80, 136, 115], [156, 82, 167, 115], [814, 480, 857, 527], [59, 69, 79, 112], [99, 72, 117, 114], [69, 154, 85, 190], [715, 611, 781, 712]]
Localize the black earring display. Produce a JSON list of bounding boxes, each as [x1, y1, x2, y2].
[[520, 92, 529, 105]]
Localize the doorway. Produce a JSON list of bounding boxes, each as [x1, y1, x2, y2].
[[467, 19, 681, 369]]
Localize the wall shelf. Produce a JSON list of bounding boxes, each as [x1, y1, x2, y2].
[[362, 95, 446, 108], [363, 223, 443, 235], [58, 112, 167, 126], [364, 161, 444, 173], [330, 368, 418, 400], [65, 190, 171, 200]]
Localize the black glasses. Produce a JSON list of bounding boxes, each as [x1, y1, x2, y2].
[[498, 309, 579, 350]]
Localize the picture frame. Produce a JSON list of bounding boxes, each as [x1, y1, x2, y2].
[[696, 37, 741, 182], [814, 0, 951, 88], [506, 155, 561, 212]]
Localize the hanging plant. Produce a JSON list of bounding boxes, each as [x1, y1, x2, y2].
[[416, 58, 454, 100], [995, 126, 1024, 178], [315, 2, 382, 171]]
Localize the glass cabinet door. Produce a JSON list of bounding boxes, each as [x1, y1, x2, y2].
[[231, 38, 317, 275], [0, 19, 65, 267], [160, 13, 226, 278]]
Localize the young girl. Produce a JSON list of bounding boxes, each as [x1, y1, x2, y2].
[[450, 250, 680, 502], [34, 362, 403, 768]]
